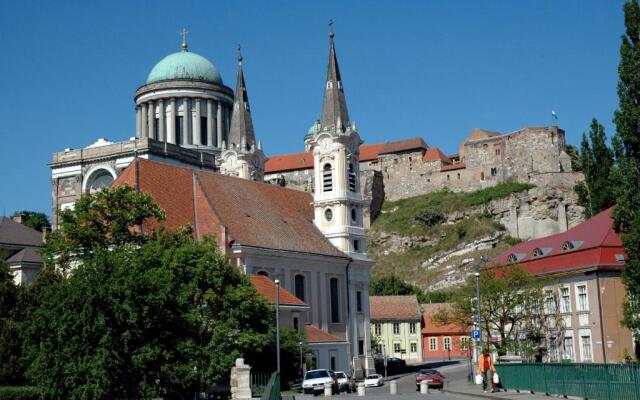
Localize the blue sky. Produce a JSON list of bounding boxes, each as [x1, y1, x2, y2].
[[0, 1, 627, 217]]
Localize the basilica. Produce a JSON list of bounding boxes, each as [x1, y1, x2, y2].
[[50, 29, 375, 376]]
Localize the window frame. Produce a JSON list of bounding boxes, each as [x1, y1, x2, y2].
[[576, 284, 588, 312], [409, 322, 417, 335], [429, 337, 438, 351], [294, 274, 306, 302], [330, 277, 340, 323], [392, 322, 400, 335], [443, 337, 452, 350]]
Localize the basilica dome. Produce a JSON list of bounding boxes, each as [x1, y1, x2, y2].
[[146, 50, 223, 85]]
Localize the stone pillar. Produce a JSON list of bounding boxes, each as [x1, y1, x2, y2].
[[148, 100, 156, 140], [135, 105, 141, 138], [141, 103, 148, 138], [168, 98, 176, 144], [207, 99, 214, 147], [230, 358, 252, 400], [183, 97, 191, 145], [216, 101, 223, 148], [559, 203, 568, 232], [362, 287, 375, 376], [194, 98, 202, 146], [158, 99, 165, 142], [348, 283, 359, 375]]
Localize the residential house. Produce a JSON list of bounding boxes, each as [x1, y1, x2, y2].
[[421, 303, 471, 361], [370, 295, 423, 364]]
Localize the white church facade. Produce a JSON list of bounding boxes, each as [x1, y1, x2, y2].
[[49, 29, 375, 377]]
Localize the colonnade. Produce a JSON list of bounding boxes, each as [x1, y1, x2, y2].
[[136, 97, 230, 147]]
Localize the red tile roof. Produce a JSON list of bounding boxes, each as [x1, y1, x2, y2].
[[369, 295, 421, 321], [492, 207, 625, 276], [113, 159, 347, 258], [440, 162, 466, 172], [421, 303, 468, 335], [305, 324, 346, 343], [423, 147, 450, 162], [264, 138, 428, 173], [378, 138, 428, 155], [249, 275, 307, 307]]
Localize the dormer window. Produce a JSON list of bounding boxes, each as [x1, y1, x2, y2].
[[507, 254, 518, 263], [533, 248, 543, 257], [562, 241, 575, 252]]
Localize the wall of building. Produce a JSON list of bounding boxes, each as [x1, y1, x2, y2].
[[422, 334, 471, 361], [371, 320, 422, 364]]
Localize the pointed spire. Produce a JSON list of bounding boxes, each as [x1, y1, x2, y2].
[[228, 45, 256, 151], [320, 20, 350, 133]]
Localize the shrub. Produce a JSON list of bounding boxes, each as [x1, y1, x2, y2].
[[456, 224, 467, 239], [504, 236, 522, 246], [0, 387, 48, 400], [414, 208, 446, 227]]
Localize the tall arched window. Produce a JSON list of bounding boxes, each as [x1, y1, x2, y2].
[[330, 277, 340, 323], [323, 163, 333, 192], [294, 274, 306, 302]]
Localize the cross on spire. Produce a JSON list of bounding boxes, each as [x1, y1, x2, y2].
[[329, 19, 334, 37], [237, 44, 243, 63], [181, 28, 189, 50]]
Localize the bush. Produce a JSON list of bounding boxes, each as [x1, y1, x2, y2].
[[0, 387, 47, 400], [504, 236, 522, 246], [414, 208, 446, 227], [468, 182, 535, 206], [456, 224, 467, 239]]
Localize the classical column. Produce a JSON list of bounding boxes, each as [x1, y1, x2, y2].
[[168, 98, 176, 144], [183, 97, 191, 145], [135, 105, 141, 138], [158, 99, 165, 142], [148, 100, 156, 140], [194, 98, 202, 146], [141, 103, 148, 138], [348, 283, 359, 365], [207, 99, 214, 147], [216, 101, 223, 147]]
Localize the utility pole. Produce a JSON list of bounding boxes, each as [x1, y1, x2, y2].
[[275, 279, 281, 378], [474, 266, 481, 368]]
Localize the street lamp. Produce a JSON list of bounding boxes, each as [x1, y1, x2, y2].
[[474, 267, 481, 367], [275, 279, 281, 377], [299, 341, 305, 378]]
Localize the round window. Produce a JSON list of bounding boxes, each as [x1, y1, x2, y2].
[[324, 208, 333, 222]]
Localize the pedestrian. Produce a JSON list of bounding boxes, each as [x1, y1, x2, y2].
[[477, 349, 495, 393]]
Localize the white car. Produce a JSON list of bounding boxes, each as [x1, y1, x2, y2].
[[335, 371, 354, 392], [364, 374, 384, 387], [302, 369, 339, 395]]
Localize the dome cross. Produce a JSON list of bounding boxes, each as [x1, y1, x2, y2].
[[181, 28, 189, 50]]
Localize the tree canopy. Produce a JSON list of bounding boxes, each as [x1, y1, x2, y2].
[[10, 211, 50, 232], [612, 0, 640, 339]]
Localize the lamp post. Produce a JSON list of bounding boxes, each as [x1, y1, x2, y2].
[[275, 279, 281, 377], [474, 268, 481, 367], [299, 341, 304, 378]]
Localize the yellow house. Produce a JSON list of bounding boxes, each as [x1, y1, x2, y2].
[[369, 295, 423, 364]]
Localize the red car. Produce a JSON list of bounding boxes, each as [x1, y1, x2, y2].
[[416, 369, 444, 390]]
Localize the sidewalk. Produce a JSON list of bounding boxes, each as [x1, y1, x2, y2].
[[445, 381, 559, 400]]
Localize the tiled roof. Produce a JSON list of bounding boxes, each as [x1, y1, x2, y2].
[[492, 207, 625, 275], [369, 295, 421, 321], [423, 147, 450, 162], [378, 138, 428, 155], [421, 303, 468, 335], [464, 128, 501, 143], [6, 247, 42, 265], [113, 159, 346, 258], [440, 163, 466, 172], [249, 275, 307, 307], [264, 138, 428, 173], [0, 217, 43, 248], [305, 324, 346, 343]]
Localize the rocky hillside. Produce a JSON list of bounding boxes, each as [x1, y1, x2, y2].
[[367, 183, 584, 292]]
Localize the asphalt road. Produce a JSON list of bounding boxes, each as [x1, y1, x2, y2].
[[294, 360, 480, 400]]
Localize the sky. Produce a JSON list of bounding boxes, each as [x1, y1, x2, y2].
[[0, 0, 627, 218]]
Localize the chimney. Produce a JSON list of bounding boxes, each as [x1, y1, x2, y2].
[[12, 213, 26, 225]]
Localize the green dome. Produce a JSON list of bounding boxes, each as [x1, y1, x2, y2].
[[146, 50, 222, 84]]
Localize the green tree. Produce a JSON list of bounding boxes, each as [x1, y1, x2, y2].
[[0, 260, 23, 385], [26, 186, 295, 399], [574, 118, 616, 217], [10, 211, 51, 232], [369, 275, 415, 296], [564, 144, 582, 172], [612, 0, 640, 339]]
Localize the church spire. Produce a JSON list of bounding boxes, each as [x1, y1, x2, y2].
[[228, 45, 256, 150], [320, 20, 350, 133]]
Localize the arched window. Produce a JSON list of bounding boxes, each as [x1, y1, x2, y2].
[[294, 274, 305, 302], [330, 277, 340, 323], [324, 208, 333, 222], [507, 254, 518, 263], [323, 163, 333, 192], [533, 248, 544, 257], [86, 169, 114, 195], [562, 241, 575, 252], [348, 163, 357, 192]]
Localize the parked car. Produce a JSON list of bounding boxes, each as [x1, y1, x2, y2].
[[334, 371, 355, 393], [415, 369, 444, 390], [302, 369, 339, 395], [364, 374, 384, 387]]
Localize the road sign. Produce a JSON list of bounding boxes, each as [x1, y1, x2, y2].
[[471, 329, 481, 341]]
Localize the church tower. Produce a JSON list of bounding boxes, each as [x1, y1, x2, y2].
[[220, 47, 265, 181], [305, 27, 367, 259]]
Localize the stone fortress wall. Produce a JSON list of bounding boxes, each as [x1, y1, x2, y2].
[[264, 125, 584, 237]]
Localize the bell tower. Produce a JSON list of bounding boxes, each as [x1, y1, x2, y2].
[[305, 26, 367, 259]]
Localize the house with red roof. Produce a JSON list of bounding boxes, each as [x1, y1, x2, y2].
[[492, 207, 635, 363], [421, 303, 471, 361], [369, 295, 423, 364]]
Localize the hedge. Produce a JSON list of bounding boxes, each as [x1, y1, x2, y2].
[[0, 387, 48, 400]]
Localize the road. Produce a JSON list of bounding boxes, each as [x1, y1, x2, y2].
[[295, 359, 482, 400]]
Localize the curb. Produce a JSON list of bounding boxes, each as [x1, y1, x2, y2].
[[444, 388, 523, 400]]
